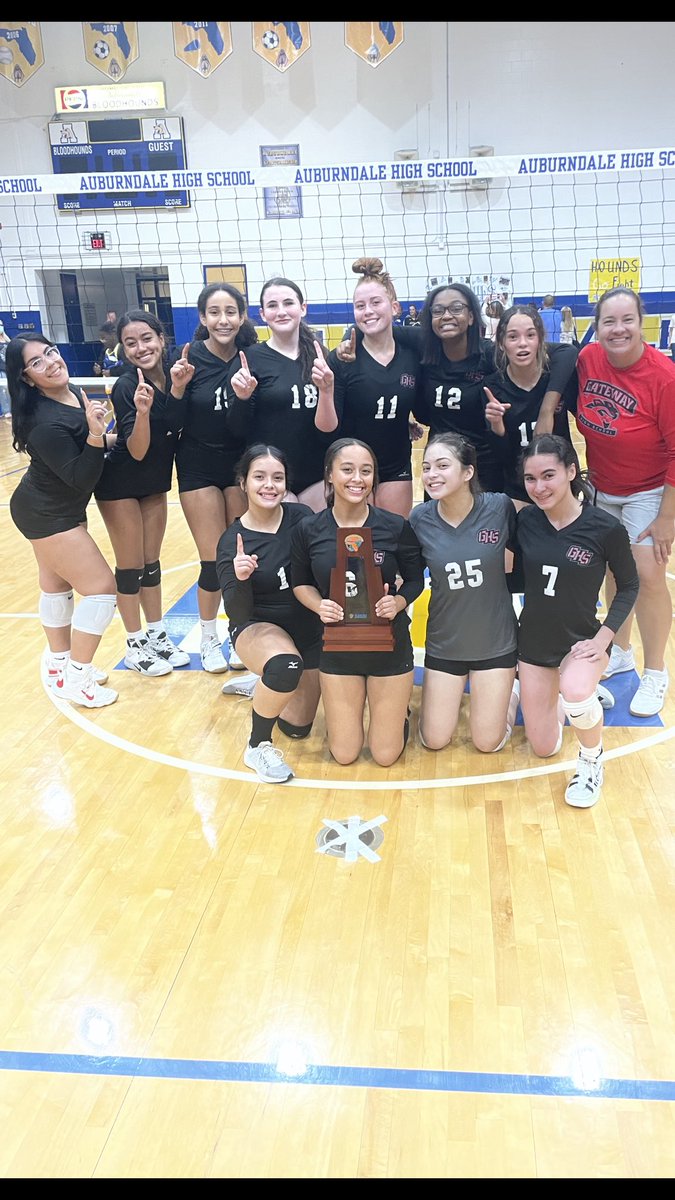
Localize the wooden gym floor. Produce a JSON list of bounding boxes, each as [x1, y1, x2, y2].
[[0, 417, 674, 1178]]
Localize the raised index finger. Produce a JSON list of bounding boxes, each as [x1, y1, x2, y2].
[[239, 350, 248, 373], [137, 367, 144, 386], [313, 339, 322, 358], [182, 343, 190, 360], [236, 532, 244, 555], [348, 328, 356, 352]]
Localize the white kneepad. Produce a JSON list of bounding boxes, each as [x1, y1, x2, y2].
[[71, 593, 117, 636], [561, 693, 603, 730], [39, 590, 74, 628]]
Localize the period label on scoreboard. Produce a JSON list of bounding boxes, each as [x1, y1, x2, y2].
[[49, 115, 190, 211]]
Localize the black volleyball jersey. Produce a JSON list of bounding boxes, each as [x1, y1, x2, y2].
[[95, 368, 183, 500], [10, 387, 105, 538], [174, 340, 247, 453], [482, 364, 577, 500], [409, 331, 577, 488], [217, 502, 322, 648], [291, 504, 424, 641], [511, 502, 639, 666], [328, 340, 420, 478], [227, 342, 339, 494]]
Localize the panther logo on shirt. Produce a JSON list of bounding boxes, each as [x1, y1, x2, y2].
[[577, 396, 620, 437]]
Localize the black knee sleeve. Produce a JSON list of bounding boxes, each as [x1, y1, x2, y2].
[[198, 559, 220, 592], [115, 566, 143, 595], [261, 652, 304, 693], [277, 717, 313, 740], [141, 559, 161, 588]]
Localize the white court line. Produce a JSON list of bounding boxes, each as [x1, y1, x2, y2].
[[7, 556, 675, 792], [42, 674, 675, 792]]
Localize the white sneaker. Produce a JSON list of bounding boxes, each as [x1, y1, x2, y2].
[[221, 672, 259, 698], [124, 638, 173, 676], [52, 664, 118, 709], [596, 682, 615, 710], [42, 649, 108, 685], [243, 740, 294, 783], [629, 669, 669, 717], [602, 644, 635, 679], [146, 628, 190, 667], [564, 752, 603, 808], [200, 635, 228, 674], [226, 637, 246, 670]]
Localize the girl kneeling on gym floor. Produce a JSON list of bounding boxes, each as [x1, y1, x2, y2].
[[216, 445, 322, 785], [292, 438, 425, 767]]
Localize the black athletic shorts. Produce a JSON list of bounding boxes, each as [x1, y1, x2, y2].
[[425, 649, 517, 675], [230, 619, 321, 670], [320, 619, 414, 677], [176, 441, 241, 493]]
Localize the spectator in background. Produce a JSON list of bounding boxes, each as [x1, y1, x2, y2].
[[539, 294, 562, 342], [481, 298, 504, 341], [0, 319, 10, 416], [404, 304, 421, 326], [560, 306, 579, 346], [92, 320, 125, 378]]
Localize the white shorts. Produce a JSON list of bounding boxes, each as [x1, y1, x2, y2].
[[593, 485, 663, 546]]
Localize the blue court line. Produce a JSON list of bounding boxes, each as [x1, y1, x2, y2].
[[1, 1050, 674, 1101]]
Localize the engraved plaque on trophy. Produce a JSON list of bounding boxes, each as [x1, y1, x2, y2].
[[323, 527, 395, 652]]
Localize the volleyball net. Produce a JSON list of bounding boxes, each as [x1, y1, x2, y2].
[[2, 145, 675, 353]]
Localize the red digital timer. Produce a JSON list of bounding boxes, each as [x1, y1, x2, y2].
[[90, 232, 106, 250]]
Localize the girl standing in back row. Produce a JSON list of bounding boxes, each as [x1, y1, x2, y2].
[[170, 282, 258, 674], [6, 334, 118, 707], [95, 309, 189, 678], [228, 276, 339, 512]]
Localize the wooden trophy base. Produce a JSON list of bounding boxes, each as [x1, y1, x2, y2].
[[322, 622, 394, 653]]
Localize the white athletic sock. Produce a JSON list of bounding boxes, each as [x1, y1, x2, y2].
[[145, 621, 165, 637], [200, 618, 218, 641]]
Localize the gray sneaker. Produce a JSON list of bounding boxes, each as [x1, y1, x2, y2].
[[243, 740, 294, 783], [629, 669, 669, 717], [221, 672, 259, 698]]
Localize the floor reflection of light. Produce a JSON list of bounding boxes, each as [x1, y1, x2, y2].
[[79, 1007, 115, 1049], [39, 783, 75, 828], [569, 1044, 603, 1092], [274, 1039, 310, 1078]]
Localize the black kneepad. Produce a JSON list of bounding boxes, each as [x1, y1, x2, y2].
[[115, 566, 143, 595], [141, 560, 161, 587], [277, 717, 313, 740], [261, 653, 304, 693], [198, 559, 220, 592]]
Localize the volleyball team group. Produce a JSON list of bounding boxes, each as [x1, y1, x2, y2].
[[5, 258, 675, 807]]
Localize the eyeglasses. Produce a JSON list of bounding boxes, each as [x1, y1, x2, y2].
[[430, 302, 469, 318], [24, 345, 61, 373]]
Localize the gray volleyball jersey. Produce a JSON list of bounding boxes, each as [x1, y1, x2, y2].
[[409, 492, 517, 660]]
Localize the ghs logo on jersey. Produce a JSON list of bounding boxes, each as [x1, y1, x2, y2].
[[477, 528, 499, 544], [566, 546, 593, 565]]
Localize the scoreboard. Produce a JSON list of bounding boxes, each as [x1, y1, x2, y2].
[[49, 115, 189, 212]]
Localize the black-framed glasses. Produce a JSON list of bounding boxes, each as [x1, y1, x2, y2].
[[24, 345, 61, 373], [430, 302, 469, 318]]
